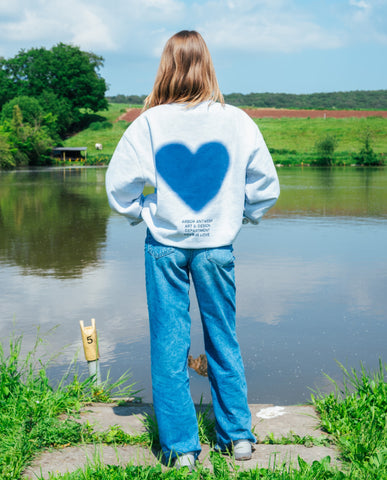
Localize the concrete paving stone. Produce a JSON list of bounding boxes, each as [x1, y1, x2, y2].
[[23, 444, 159, 479], [199, 443, 340, 471], [23, 403, 340, 479], [74, 402, 155, 435], [24, 443, 340, 479], [250, 404, 326, 440]]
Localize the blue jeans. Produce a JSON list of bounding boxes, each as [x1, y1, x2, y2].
[[144, 231, 255, 460]]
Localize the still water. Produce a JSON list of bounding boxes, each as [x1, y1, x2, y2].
[[0, 166, 386, 404]]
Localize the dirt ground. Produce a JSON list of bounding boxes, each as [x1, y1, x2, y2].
[[118, 107, 387, 123]]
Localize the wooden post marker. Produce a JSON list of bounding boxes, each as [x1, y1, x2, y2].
[[80, 318, 101, 384], [80, 318, 99, 361]]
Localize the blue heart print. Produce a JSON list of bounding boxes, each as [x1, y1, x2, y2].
[[155, 142, 230, 212]]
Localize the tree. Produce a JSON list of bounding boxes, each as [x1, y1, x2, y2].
[[2, 96, 44, 126], [3, 103, 54, 166], [222, 90, 387, 110], [1, 95, 59, 141], [48, 43, 108, 113], [0, 128, 15, 168], [37, 91, 74, 136], [0, 59, 17, 107], [0, 43, 108, 134]]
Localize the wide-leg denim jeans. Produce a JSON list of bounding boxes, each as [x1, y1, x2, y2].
[[145, 231, 255, 460]]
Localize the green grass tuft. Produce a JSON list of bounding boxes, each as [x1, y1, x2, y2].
[[0, 333, 137, 479], [312, 360, 387, 476]]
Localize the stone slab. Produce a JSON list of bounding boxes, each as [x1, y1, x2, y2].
[[74, 403, 155, 435], [250, 404, 325, 440], [23, 403, 340, 479], [23, 445, 158, 479]]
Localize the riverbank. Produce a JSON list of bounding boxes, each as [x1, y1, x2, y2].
[[61, 104, 387, 167], [1, 335, 386, 479]]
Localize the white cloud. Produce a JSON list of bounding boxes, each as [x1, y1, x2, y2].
[[202, 17, 343, 54], [346, 0, 387, 44], [0, 0, 117, 54], [0, 0, 347, 59], [192, 0, 345, 53], [349, 0, 370, 9], [0, 0, 386, 66], [70, 6, 117, 51], [349, 0, 372, 22]]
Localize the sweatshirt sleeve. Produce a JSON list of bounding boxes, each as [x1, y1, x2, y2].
[[243, 125, 280, 224], [105, 119, 149, 225]]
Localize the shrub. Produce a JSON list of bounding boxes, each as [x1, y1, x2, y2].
[[89, 121, 113, 131], [353, 128, 381, 166], [315, 134, 338, 166], [7, 104, 54, 166], [0, 130, 15, 168]]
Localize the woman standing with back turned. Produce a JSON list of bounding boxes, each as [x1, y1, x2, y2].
[[106, 30, 280, 470]]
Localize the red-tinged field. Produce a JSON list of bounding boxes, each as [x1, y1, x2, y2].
[[118, 107, 387, 123], [242, 108, 387, 119]]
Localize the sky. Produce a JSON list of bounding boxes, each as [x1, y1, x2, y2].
[[0, 0, 386, 96]]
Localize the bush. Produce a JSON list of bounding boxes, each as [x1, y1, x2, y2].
[[0, 130, 15, 168], [89, 121, 113, 131], [1, 96, 43, 125], [4, 104, 54, 166], [315, 134, 338, 166], [353, 128, 381, 166]]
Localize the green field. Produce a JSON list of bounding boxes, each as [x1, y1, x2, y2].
[[64, 105, 387, 166], [63, 103, 133, 161], [258, 116, 387, 153]]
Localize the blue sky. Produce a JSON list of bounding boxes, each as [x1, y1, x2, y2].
[[0, 0, 386, 96]]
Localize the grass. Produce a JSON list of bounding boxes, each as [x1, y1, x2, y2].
[[311, 360, 387, 478], [0, 333, 137, 480], [1, 333, 386, 479], [257, 117, 387, 154], [63, 103, 132, 163], [35, 454, 345, 480], [61, 105, 387, 167], [256, 117, 387, 166]]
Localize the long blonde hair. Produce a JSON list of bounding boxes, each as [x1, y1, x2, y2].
[[144, 30, 224, 109]]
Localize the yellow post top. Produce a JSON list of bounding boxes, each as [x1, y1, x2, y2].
[[79, 318, 99, 361]]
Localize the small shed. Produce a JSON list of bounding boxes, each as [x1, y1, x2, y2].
[[53, 147, 87, 162]]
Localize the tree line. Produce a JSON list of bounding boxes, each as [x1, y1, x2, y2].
[[108, 90, 387, 110], [223, 90, 387, 110], [0, 43, 108, 168]]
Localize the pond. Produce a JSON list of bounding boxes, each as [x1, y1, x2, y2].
[[0, 166, 386, 405]]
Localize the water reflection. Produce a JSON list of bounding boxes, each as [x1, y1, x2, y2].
[[0, 167, 110, 278], [273, 167, 387, 218], [0, 166, 386, 405]]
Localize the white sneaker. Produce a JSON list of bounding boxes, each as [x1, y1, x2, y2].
[[175, 452, 196, 471], [233, 440, 252, 461]]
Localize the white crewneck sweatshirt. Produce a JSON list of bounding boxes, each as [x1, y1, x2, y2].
[[106, 101, 280, 248]]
